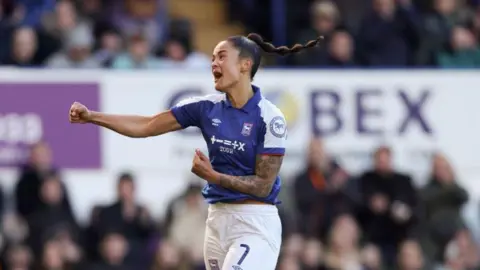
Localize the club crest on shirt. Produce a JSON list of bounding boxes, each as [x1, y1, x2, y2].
[[241, 123, 253, 136], [269, 116, 286, 138], [208, 259, 220, 270]]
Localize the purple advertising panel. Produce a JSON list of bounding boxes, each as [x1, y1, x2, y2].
[[0, 83, 101, 169]]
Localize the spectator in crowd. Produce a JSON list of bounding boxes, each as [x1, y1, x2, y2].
[[357, 0, 421, 66], [293, 138, 352, 237], [299, 238, 323, 269], [89, 232, 129, 270], [322, 214, 364, 269], [26, 172, 80, 257], [3, 244, 33, 270], [46, 22, 100, 68], [291, 0, 342, 66], [321, 30, 356, 67], [438, 228, 480, 270], [1, 26, 40, 67], [421, 153, 469, 261], [106, 0, 168, 50], [95, 172, 154, 267], [357, 146, 418, 265], [112, 34, 160, 69], [164, 182, 206, 269], [15, 0, 56, 28], [157, 35, 210, 69], [37, 240, 71, 270], [151, 240, 190, 270], [396, 240, 425, 270], [37, 0, 89, 63], [15, 142, 73, 221], [361, 244, 383, 270], [437, 26, 480, 67], [93, 28, 123, 67], [417, 0, 474, 65]]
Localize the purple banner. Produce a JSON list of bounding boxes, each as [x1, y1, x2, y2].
[[0, 83, 101, 169]]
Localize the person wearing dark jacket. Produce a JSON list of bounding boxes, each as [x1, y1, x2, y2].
[[26, 173, 80, 257], [15, 142, 73, 220], [293, 138, 358, 239], [357, 0, 421, 66], [357, 146, 418, 266], [420, 153, 468, 261], [94, 173, 154, 268]]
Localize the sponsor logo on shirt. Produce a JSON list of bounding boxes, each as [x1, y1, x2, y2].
[[210, 135, 245, 154]]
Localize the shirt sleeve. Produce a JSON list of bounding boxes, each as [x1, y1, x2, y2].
[[170, 96, 205, 128], [257, 112, 287, 155]]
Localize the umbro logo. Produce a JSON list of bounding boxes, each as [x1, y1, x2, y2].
[[212, 118, 222, 126]]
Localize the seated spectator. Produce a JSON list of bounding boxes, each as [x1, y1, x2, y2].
[[46, 23, 100, 68], [438, 228, 480, 270], [357, 146, 418, 265], [421, 153, 469, 260], [151, 240, 190, 270], [164, 182, 206, 268], [291, 0, 341, 66], [1, 26, 41, 67], [4, 244, 33, 270], [37, 240, 71, 270], [323, 214, 364, 269], [36, 0, 89, 63], [15, 142, 73, 221], [106, 0, 168, 49], [94, 172, 154, 268], [16, 0, 56, 28], [357, 0, 421, 66], [112, 34, 160, 69], [96, 173, 154, 241], [361, 244, 383, 270], [157, 35, 210, 69], [437, 26, 480, 67], [89, 232, 129, 270], [93, 28, 122, 67], [417, 0, 474, 65], [299, 238, 323, 269], [320, 30, 356, 67], [396, 240, 425, 270], [26, 172, 80, 256], [293, 138, 354, 237], [277, 255, 301, 270]]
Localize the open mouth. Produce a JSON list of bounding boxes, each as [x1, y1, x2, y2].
[[213, 71, 223, 82]]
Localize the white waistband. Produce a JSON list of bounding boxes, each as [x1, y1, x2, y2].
[[208, 203, 278, 215]]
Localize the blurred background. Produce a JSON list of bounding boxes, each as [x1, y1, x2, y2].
[[1, 0, 480, 269]]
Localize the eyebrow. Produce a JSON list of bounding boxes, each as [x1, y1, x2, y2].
[[213, 49, 227, 56]]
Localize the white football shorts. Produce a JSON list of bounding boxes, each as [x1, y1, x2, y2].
[[204, 203, 282, 270]]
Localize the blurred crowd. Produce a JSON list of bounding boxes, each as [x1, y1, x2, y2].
[[1, 0, 480, 68], [0, 139, 477, 270]]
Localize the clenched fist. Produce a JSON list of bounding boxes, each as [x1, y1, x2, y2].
[[69, 102, 91, 123]]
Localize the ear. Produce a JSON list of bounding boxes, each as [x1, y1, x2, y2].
[[240, 58, 252, 74]]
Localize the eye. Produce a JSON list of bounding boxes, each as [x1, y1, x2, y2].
[[219, 55, 226, 61]]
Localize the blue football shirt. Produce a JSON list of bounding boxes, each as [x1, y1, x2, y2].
[[170, 85, 287, 204]]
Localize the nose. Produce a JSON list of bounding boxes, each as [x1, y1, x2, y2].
[[211, 61, 219, 70]]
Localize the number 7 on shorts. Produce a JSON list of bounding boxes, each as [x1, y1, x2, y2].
[[237, 244, 250, 265]]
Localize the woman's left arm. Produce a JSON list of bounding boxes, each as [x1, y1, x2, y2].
[[212, 154, 284, 198]]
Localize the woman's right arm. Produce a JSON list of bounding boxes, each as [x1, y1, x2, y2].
[[88, 110, 182, 138]]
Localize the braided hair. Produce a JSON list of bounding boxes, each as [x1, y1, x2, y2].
[[227, 33, 323, 80]]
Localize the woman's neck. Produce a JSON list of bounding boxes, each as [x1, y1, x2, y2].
[[226, 80, 253, 109]]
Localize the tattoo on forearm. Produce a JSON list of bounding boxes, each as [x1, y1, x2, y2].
[[218, 155, 283, 198]]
